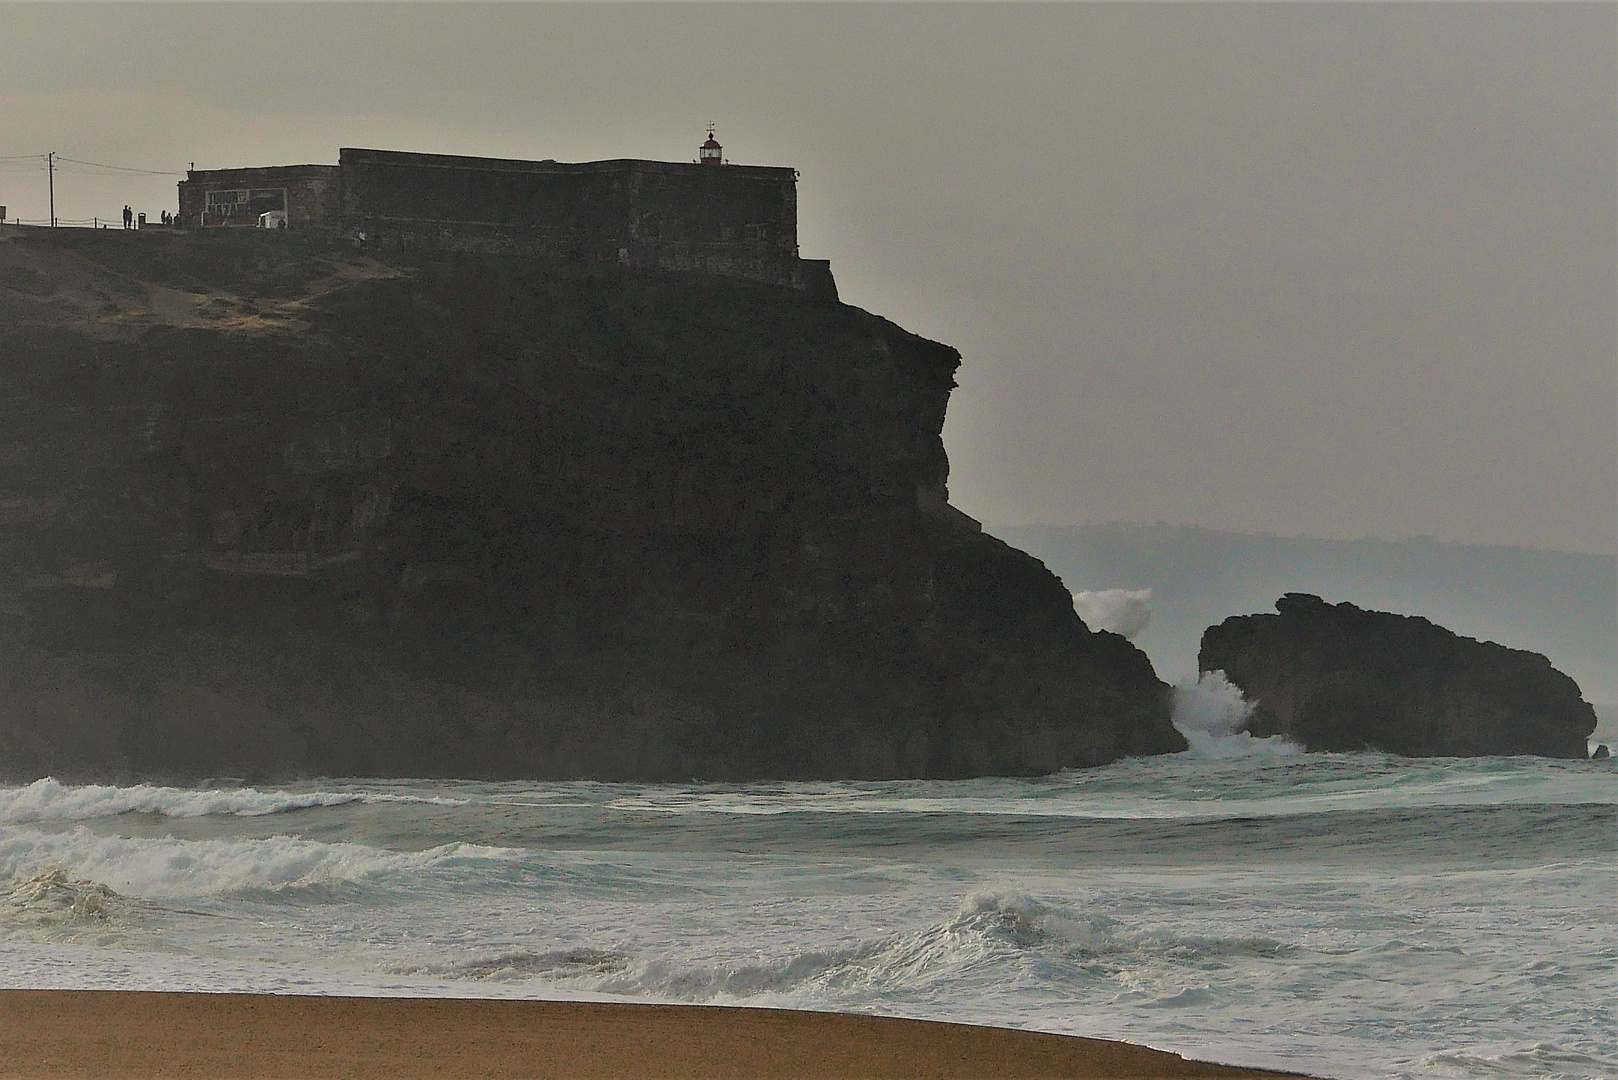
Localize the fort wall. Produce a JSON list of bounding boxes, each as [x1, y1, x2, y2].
[[177, 164, 340, 229], [177, 147, 820, 290]]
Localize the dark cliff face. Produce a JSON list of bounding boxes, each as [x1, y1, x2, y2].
[[1200, 593, 1596, 757], [0, 229, 1180, 782]]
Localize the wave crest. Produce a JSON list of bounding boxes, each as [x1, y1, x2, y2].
[[4, 869, 126, 926], [401, 891, 1292, 1008], [1417, 1042, 1618, 1080], [0, 828, 527, 901], [0, 778, 469, 824], [393, 948, 632, 982], [0, 778, 364, 823]]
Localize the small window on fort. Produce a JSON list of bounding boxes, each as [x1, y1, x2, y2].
[[207, 190, 248, 207]]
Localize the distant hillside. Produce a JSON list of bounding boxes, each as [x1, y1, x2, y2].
[[993, 522, 1616, 703]]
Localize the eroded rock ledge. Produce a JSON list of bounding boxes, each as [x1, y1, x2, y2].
[[1200, 593, 1596, 757], [0, 228, 1180, 782]]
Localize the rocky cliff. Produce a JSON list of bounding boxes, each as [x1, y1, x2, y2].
[[0, 227, 1181, 782], [1200, 593, 1596, 757]]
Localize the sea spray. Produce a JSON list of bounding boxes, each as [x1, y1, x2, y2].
[[1172, 672, 1301, 759], [1072, 589, 1152, 639]]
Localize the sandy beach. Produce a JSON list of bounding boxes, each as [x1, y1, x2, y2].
[[0, 990, 1308, 1079]]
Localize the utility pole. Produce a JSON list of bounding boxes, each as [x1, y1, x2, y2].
[[47, 152, 55, 227]]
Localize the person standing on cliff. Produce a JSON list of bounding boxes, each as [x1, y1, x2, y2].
[[122, 205, 132, 230]]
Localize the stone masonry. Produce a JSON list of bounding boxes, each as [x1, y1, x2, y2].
[[177, 145, 833, 294]]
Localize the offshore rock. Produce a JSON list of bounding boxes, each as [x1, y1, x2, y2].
[[1200, 593, 1596, 757], [0, 228, 1180, 782]]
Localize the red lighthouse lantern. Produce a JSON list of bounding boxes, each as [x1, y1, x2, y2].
[[699, 126, 723, 166]]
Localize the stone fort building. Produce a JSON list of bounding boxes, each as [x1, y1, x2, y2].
[[177, 133, 834, 296]]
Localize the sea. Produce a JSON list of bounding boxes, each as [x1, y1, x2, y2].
[[1, 676, 1613, 1080]]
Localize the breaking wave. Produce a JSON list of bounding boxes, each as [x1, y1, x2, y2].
[[1414, 1042, 1618, 1080], [392, 947, 632, 982], [1172, 672, 1302, 759], [3, 869, 131, 928], [0, 828, 526, 901], [0, 778, 464, 823], [402, 891, 1292, 1007], [1, 762, 1610, 1079]]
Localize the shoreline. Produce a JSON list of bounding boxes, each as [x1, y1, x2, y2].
[[0, 990, 1311, 1079]]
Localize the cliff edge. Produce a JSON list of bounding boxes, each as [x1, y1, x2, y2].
[[1200, 593, 1596, 757], [0, 227, 1181, 782]]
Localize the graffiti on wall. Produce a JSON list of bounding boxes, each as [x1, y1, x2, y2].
[[203, 188, 287, 227]]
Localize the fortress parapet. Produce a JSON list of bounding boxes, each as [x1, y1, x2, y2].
[[178, 136, 831, 294]]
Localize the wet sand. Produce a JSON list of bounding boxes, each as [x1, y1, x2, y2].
[[0, 990, 1308, 1079]]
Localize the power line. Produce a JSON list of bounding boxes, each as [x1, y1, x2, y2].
[[0, 153, 184, 174], [52, 155, 184, 176], [52, 163, 169, 176], [0, 151, 182, 227]]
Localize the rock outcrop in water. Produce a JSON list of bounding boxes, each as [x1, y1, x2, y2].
[[0, 228, 1181, 782], [1200, 593, 1597, 757]]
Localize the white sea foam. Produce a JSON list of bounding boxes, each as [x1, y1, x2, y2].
[[1, 763, 1613, 1080], [0, 778, 362, 822], [1413, 1043, 1618, 1079], [1172, 671, 1302, 759], [0, 828, 527, 900], [0, 778, 466, 823], [396, 889, 1295, 1010], [394, 947, 632, 982], [3, 870, 129, 928], [600, 758, 1618, 819]]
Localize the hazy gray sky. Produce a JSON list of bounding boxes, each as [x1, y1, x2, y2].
[[2, 3, 1612, 554]]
